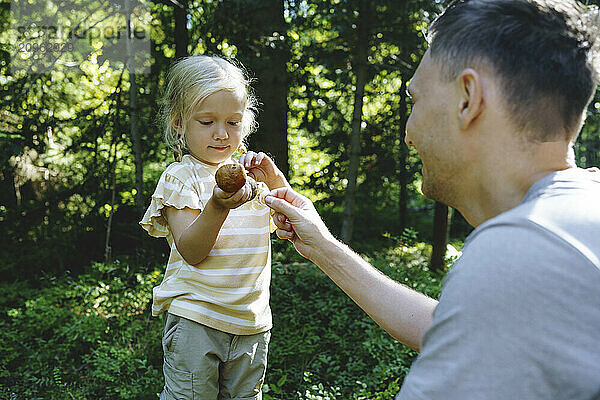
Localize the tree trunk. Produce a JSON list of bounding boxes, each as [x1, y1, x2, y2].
[[126, 0, 144, 219], [430, 201, 451, 271], [245, 0, 290, 178], [398, 147, 409, 231], [130, 79, 144, 220], [105, 83, 123, 265], [174, 0, 189, 59], [341, 0, 370, 243], [0, 164, 18, 210], [104, 160, 117, 265], [397, 78, 409, 231]]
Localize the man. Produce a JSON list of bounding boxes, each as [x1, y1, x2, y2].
[[264, 0, 600, 398]]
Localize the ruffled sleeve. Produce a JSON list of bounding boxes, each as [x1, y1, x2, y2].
[[139, 172, 202, 237]]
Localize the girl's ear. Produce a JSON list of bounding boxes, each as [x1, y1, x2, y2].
[[174, 133, 185, 162], [170, 114, 182, 133], [170, 113, 185, 161]]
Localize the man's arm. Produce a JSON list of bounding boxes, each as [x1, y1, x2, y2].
[[310, 235, 437, 351], [265, 187, 437, 351]]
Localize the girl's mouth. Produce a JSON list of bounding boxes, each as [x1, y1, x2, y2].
[[210, 145, 229, 151]]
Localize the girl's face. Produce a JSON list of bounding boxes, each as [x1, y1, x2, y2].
[[184, 90, 246, 166]]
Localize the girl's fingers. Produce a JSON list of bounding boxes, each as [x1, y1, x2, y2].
[[240, 151, 269, 169], [241, 151, 256, 168], [214, 186, 234, 199], [238, 153, 247, 167], [213, 181, 253, 209]]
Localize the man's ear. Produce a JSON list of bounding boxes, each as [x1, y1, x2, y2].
[[457, 68, 484, 130]]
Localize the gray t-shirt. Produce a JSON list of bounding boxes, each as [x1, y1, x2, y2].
[[397, 168, 600, 400]]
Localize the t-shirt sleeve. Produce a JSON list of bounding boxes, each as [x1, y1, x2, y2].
[[397, 222, 585, 400], [139, 170, 202, 237]]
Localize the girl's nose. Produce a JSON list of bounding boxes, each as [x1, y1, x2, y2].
[[213, 123, 228, 140]]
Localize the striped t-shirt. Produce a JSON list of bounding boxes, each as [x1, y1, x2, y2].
[[140, 154, 274, 335]]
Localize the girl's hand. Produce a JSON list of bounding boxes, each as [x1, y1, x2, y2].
[[211, 182, 254, 209], [239, 151, 288, 190]]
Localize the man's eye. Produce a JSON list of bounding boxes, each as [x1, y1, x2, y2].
[[199, 120, 213, 126], [228, 121, 241, 126]]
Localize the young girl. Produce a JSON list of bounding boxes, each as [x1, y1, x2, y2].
[[140, 55, 289, 400]]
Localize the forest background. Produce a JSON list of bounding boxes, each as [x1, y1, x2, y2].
[[1, 0, 600, 398]]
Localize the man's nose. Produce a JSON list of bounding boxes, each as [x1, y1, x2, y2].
[[404, 131, 414, 146]]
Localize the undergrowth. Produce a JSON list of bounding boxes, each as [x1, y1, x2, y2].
[[1, 243, 446, 399]]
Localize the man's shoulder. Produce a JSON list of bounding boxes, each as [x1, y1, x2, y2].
[[448, 198, 600, 313], [437, 201, 600, 350], [463, 170, 600, 273], [405, 219, 600, 400], [460, 212, 600, 277], [405, 169, 600, 400]]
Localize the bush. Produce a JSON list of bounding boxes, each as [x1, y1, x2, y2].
[[265, 243, 444, 399], [0, 262, 164, 399], [1, 244, 445, 399]]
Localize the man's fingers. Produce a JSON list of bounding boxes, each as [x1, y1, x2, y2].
[[267, 187, 310, 209], [274, 213, 293, 237], [276, 227, 295, 241], [274, 212, 287, 228], [265, 194, 302, 220]]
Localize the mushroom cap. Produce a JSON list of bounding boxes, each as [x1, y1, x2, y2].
[[215, 163, 247, 193]]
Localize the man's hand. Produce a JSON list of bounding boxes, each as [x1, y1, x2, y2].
[[266, 186, 436, 351], [265, 187, 334, 261]]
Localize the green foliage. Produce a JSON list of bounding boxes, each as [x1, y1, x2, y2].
[[1, 245, 445, 399], [3, 0, 595, 280], [266, 242, 444, 399], [284, 0, 444, 247], [3, 0, 597, 394], [575, 91, 600, 169], [0, 261, 164, 399], [0, 0, 469, 283]]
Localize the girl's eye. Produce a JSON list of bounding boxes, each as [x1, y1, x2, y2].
[[228, 121, 241, 126], [199, 120, 213, 126]]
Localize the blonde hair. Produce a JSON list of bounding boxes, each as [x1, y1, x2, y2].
[[158, 55, 258, 160]]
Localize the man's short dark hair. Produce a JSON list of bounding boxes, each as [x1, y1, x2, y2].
[[428, 0, 600, 141]]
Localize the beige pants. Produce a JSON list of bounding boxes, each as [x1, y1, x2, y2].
[[160, 313, 270, 400]]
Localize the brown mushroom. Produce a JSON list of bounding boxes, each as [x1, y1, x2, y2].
[[215, 163, 258, 200]]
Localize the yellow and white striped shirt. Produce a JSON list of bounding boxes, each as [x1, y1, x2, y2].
[[140, 154, 274, 335]]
